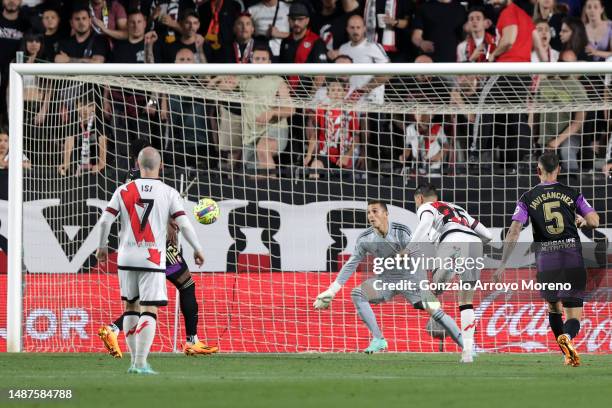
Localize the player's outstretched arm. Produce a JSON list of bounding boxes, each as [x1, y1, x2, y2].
[[174, 215, 205, 267], [313, 242, 366, 310], [404, 210, 435, 256], [493, 221, 523, 283], [473, 222, 493, 244]]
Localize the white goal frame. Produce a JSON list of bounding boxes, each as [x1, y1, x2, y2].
[[6, 61, 612, 352]]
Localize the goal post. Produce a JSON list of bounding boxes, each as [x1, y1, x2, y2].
[[7, 65, 24, 352], [5, 62, 612, 353]]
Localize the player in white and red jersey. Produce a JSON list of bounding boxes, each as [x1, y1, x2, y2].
[[407, 183, 493, 363], [96, 147, 205, 375], [304, 79, 359, 174]]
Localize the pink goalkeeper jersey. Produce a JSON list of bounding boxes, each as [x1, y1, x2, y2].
[[105, 178, 186, 272]]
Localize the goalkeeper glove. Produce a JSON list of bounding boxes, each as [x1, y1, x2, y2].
[[313, 281, 342, 310]]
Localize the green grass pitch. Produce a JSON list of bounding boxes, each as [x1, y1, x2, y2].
[[1, 353, 611, 408]]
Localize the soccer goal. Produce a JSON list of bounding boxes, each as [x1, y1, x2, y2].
[[4, 62, 611, 354]]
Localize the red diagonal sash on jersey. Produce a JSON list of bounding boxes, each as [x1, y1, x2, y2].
[[120, 182, 161, 266], [432, 201, 469, 227]]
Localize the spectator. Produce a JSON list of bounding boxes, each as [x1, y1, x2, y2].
[[164, 48, 211, 169], [140, 0, 195, 44], [311, 53, 354, 103], [197, 0, 242, 63], [0, 0, 30, 124], [536, 50, 586, 173], [280, 2, 327, 65], [41, 7, 62, 61], [248, 0, 290, 60], [486, 0, 508, 29], [311, 0, 349, 41], [58, 97, 107, 176], [450, 74, 482, 164], [0, 131, 31, 170], [363, 0, 413, 62], [109, 9, 146, 63], [304, 78, 359, 178], [213, 13, 256, 168], [411, 0, 466, 62], [280, 2, 327, 93], [19, 32, 49, 165], [400, 54, 452, 105], [584, 0, 612, 61], [339, 14, 389, 170], [311, 0, 360, 60], [559, 16, 589, 60], [155, 8, 206, 62], [557, 0, 581, 17], [55, 6, 109, 63], [19, 31, 47, 122], [532, 19, 560, 61], [106, 10, 163, 170], [212, 43, 294, 176], [227, 12, 255, 63], [33, 1, 70, 36], [20, 30, 43, 62], [475, 0, 542, 174], [489, 0, 542, 62], [90, 0, 128, 41], [533, 0, 565, 51], [338, 15, 388, 105], [457, 7, 496, 62], [400, 113, 448, 177]]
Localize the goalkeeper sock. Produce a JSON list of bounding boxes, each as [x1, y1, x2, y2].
[[459, 304, 476, 351], [179, 282, 199, 342], [563, 318, 580, 339], [123, 311, 140, 366], [351, 287, 383, 339], [548, 311, 565, 352], [134, 312, 157, 368], [432, 309, 463, 348]]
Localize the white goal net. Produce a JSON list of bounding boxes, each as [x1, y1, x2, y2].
[[3, 63, 611, 354]]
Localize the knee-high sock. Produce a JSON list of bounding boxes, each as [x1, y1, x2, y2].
[[459, 304, 476, 351], [432, 309, 463, 348], [179, 283, 198, 343], [134, 312, 157, 368], [548, 311, 565, 352], [123, 311, 140, 365], [111, 313, 125, 333], [548, 312, 564, 338], [563, 318, 580, 339], [351, 287, 383, 339]]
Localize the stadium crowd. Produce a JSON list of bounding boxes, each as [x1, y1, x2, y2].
[[1, 0, 612, 179]]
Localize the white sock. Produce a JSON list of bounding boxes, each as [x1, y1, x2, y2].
[[123, 313, 140, 366], [134, 312, 157, 368], [460, 305, 476, 351]]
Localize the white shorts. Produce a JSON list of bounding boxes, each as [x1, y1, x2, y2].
[[119, 269, 168, 306], [436, 232, 483, 282]]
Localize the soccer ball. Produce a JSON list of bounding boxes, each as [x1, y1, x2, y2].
[[193, 198, 220, 225]]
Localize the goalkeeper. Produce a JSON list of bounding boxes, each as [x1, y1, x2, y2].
[[313, 200, 463, 353]]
